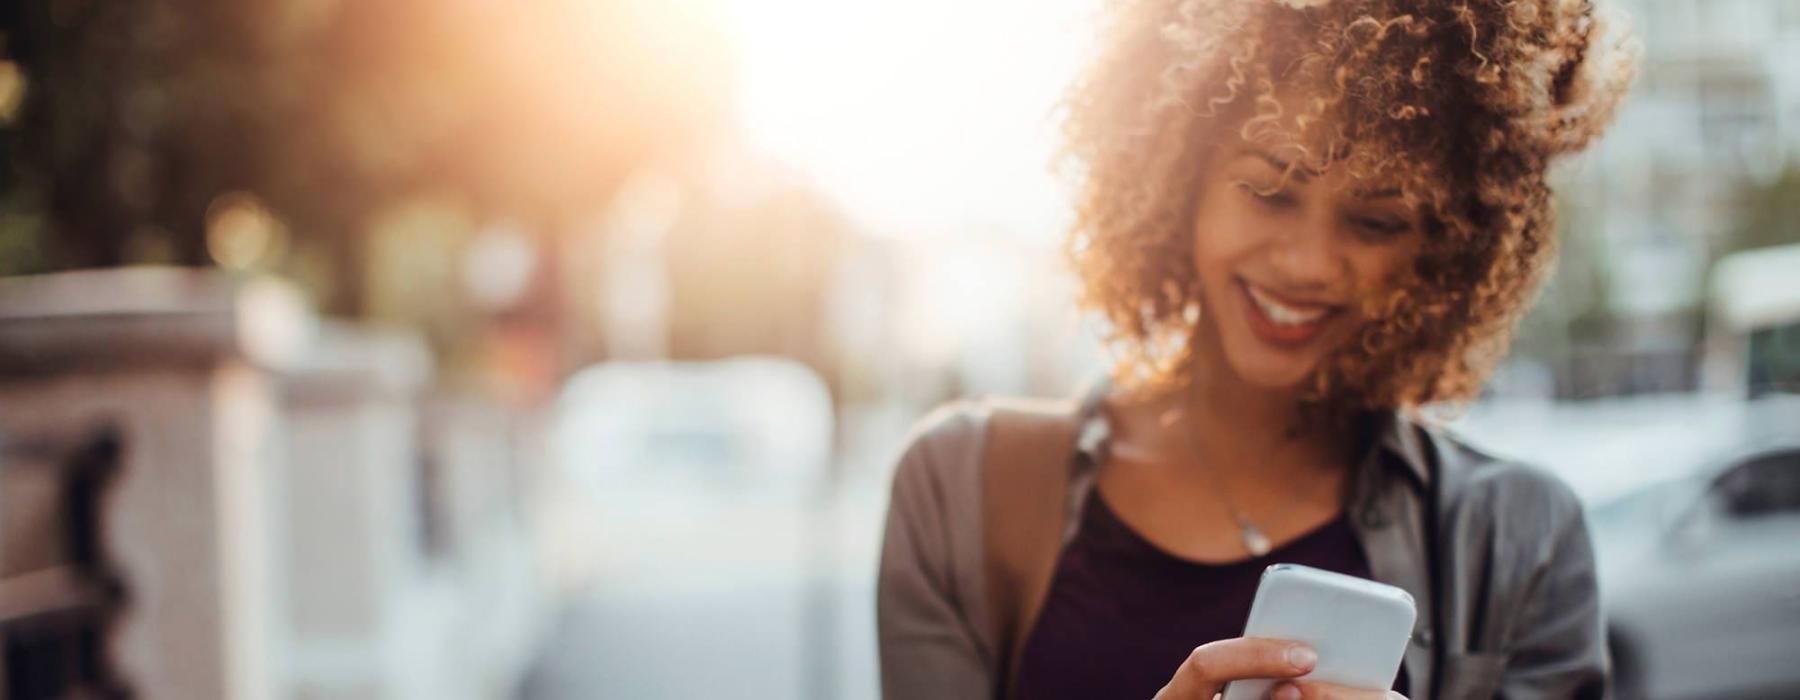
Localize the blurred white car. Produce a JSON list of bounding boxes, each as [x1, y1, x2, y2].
[[1588, 441, 1800, 700], [1453, 393, 1800, 698], [531, 357, 841, 699], [553, 357, 835, 500]]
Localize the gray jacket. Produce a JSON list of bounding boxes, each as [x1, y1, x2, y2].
[[877, 379, 1608, 699]]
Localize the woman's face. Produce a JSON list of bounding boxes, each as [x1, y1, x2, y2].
[[1190, 140, 1424, 392]]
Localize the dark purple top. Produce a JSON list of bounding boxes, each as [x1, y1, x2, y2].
[[1013, 488, 1409, 699]]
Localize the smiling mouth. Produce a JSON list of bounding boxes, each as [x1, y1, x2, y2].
[[1237, 278, 1342, 345]]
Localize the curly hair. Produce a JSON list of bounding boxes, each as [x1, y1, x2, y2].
[[1060, 0, 1637, 413]]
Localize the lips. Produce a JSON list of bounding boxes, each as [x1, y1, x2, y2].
[[1237, 278, 1341, 346]]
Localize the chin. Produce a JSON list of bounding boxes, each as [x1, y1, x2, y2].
[[1222, 349, 1320, 391]]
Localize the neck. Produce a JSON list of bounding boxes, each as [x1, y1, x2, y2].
[[1188, 341, 1301, 439], [1167, 324, 1346, 479]]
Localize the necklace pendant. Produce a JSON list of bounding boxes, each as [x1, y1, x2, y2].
[[1240, 523, 1272, 557]]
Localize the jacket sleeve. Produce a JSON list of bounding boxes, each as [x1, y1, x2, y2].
[[877, 406, 995, 700], [1499, 478, 1609, 700]]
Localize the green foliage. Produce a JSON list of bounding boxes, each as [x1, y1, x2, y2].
[[0, 191, 47, 276], [1510, 191, 1615, 364], [1722, 166, 1800, 257], [0, 0, 730, 315]]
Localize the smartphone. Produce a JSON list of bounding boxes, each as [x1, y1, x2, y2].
[[1220, 563, 1416, 700]]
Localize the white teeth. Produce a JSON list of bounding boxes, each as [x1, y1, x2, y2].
[[1245, 284, 1330, 326]]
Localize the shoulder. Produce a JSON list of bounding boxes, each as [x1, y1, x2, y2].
[[888, 393, 1082, 491], [1423, 426, 1590, 557], [1425, 422, 1584, 547], [879, 399, 995, 617], [889, 399, 988, 491], [1426, 425, 1583, 514], [882, 399, 992, 541]]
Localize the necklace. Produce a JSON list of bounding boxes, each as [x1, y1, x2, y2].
[[1159, 403, 1303, 558]]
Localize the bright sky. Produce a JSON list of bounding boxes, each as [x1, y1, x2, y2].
[[724, 0, 1100, 240]]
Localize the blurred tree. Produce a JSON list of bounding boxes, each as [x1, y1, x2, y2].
[[0, 0, 731, 316], [1510, 192, 1615, 365], [1720, 165, 1800, 256]]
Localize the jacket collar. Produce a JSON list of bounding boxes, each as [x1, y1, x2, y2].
[[1363, 408, 1434, 490]]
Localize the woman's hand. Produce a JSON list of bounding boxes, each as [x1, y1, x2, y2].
[[1151, 638, 1407, 700], [1263, 680, 1407, 700]]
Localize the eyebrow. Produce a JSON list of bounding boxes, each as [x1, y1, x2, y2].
[[1237, 147, 1405, 201], [1239, 148, 1313, 184]]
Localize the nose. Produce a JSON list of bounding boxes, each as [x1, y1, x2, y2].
[[1266, 209, 1344, 293]]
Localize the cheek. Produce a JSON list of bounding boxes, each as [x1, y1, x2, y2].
[[1190, 198, 1261, 274]]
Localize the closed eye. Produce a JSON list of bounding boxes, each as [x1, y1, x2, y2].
[[1235, 180, 1296, 209], [1349, 215, 1411, 238]]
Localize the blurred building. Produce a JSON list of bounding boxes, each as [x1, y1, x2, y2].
[[1548, 0, 1800, 398]]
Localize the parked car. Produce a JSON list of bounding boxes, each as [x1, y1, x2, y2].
[[1589, 441, 1800, 700], [534, 357, 841, 699]]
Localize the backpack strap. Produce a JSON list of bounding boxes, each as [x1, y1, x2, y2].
[[979, 383, 1108, 699]]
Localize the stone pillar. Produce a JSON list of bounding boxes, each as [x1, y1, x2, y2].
[[0, 267, 309, 700], [276, 322, 436, 700]]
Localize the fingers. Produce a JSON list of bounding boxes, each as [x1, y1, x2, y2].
[[1153, 638, 1317, 700], [1269, 680, 1407, 700]]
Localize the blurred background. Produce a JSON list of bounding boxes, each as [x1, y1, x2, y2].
[[0, 0, 1795, 698]]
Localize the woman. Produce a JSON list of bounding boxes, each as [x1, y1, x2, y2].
[[878, 0, 1636, 698]]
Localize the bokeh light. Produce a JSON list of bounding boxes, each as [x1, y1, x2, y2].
[[204, 192, 284, 271]]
